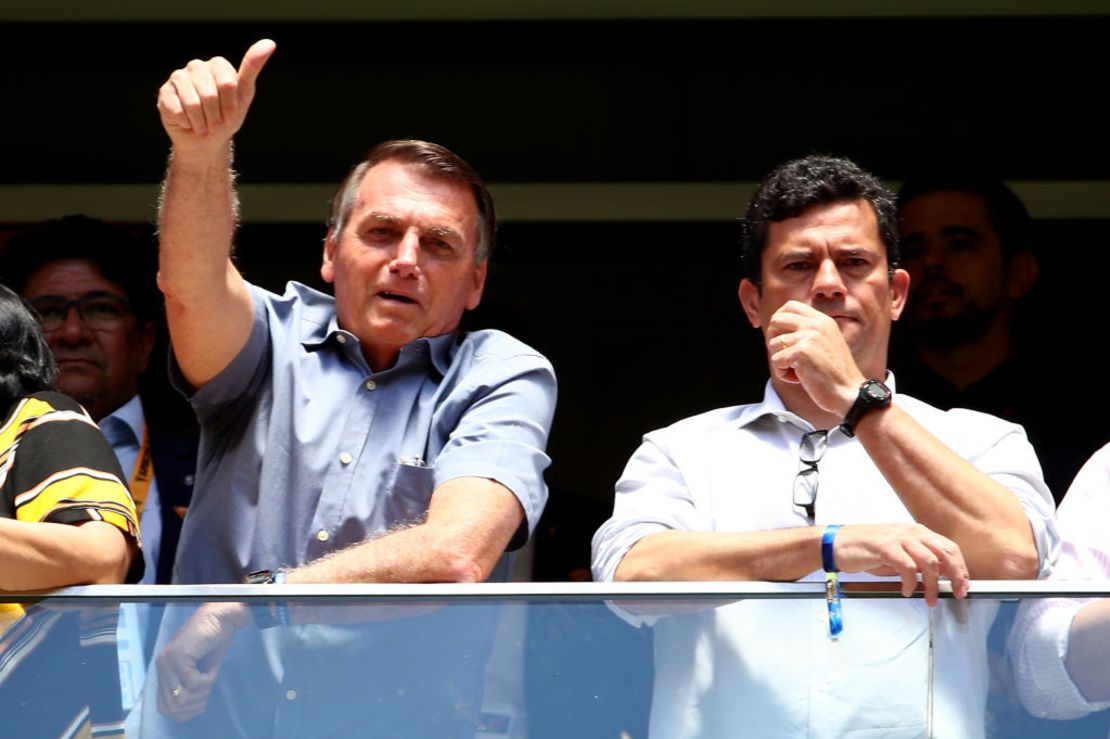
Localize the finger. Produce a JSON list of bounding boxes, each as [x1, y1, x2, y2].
[[767, 310, 806, 336], [159, 665, 214, 721], [237, 38, 277, 96], [770, 333, 796, 357], [871, 541, 918, 598], [188, 58, 225, 130], [771, 361, 801, 385], [904, 539, 940, 607], [170, 68, 208, 135], [157, 81, 190, 129], [157, 667, 185, 717], [775, 300, 823, 320], [926, 536, 970, 599], [211, 55, 241, 125], [175, 688, 212, 721]]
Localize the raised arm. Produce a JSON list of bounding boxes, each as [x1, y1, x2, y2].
[[156, 39, 275, 389]]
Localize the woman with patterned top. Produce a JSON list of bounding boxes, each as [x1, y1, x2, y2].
[[0, 284, 143, 737]]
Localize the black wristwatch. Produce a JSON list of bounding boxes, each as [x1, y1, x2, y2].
[[839, 379, 892, 437], [245, 569, 279, 585], [244, 569, 289, 629]]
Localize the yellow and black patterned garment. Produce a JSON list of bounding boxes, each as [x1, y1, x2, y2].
[[0, 391, 140, 541], [0, 391, 142, 738]]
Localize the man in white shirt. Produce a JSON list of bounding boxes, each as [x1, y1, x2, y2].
[[1008, 443, 1110, 724], [592, 155, 1057, 738]]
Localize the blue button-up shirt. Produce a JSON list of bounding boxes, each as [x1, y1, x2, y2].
[[171, 281, 556, 584]]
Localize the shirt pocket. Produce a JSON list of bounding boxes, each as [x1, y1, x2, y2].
[[384, 460, 436, 524]]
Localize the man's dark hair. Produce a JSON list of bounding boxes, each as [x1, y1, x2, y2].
[[742, 155, 899, 283], [897, 175, 1033, 261], [0, 215, 159, 324], [0, 284, 56, 411], [327, 139, 497, 263]]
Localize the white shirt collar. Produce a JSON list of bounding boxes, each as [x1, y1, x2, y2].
[[735, 372, 899, 432]]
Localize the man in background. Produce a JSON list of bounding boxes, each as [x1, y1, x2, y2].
[[2, 215, 199, 706], [3, 216, 197, 585], [894, 176, 1100, 498]]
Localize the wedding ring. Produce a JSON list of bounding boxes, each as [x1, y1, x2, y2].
[[172, 685, 184, 697]]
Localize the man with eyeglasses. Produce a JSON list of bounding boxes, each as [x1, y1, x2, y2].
[[592, 156, 1057, 738], [2, 216, 197, 588], [2, 214, 200, 707]]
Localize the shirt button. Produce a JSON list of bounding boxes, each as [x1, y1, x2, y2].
[[336, 334, 347, 344], [316, 529, 330, 543], [365, 379, 377, 391], [286, 689, 297, 701], [339, 452, 353, 465]]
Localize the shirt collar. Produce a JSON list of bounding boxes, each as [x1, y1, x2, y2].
[[298, 291, 459, 377], [103, 393, 145, 443], [735, 372, 898, 432]]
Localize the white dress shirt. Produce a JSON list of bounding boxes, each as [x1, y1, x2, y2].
[[592, 378, 1058, 739], [1008, 442, 1110, 721]]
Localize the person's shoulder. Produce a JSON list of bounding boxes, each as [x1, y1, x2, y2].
[[2, 392, 99, 447], [897, 392, 1026, 435], [247, 280, 336, 338], [647, 404, 750, 441], [1073, 441, 1110, 478], [245, 280, 333, 312], [456, 329, 553, 372], [23, 390, 89, 417]]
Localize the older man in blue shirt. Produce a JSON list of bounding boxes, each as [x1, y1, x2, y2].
[[143, 40, 556, 736]]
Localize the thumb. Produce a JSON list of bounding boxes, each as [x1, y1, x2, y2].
[[238, 38, 276, 91]]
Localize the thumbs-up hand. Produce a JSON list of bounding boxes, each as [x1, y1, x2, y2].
[[157, 39, 276, 157]]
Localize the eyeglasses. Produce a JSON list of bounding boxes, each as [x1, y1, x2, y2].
[[793, 429, 829, 521], [30, 292, 132, 332]]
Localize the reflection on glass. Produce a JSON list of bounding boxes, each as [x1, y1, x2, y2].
[[0, 602, 127, 736], [2, 592, 1110, 737]]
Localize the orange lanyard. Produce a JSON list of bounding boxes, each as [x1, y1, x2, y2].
[[128, 425, 154, 518]]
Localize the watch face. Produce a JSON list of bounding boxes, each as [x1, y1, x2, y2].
[[863, 381, 891, 403]]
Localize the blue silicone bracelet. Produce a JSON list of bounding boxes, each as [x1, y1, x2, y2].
[[821, 525, 844, 639], [822, 524, 841, 573]]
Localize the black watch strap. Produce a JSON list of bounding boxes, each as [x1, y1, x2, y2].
[[839, 379, 892, 438], [244, 569, 289, 629]]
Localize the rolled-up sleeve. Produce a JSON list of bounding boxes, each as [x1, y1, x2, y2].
[[591, 433, 710, 583], [949, 409, 1060, 577], [1008, 442, 1110, 719], [434, 350, 557, 540]]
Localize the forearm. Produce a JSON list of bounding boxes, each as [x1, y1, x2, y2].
[[157, 146, 254, 388], [287, 523, 487, 585], [285, 477, 525, 585], [158, 145, 239, 302], [614, 527, 822, 582], [0, 519, 131, 590], [855, 404, 1038, 579]]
